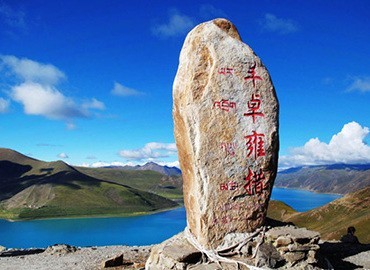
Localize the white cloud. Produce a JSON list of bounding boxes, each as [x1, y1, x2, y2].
[[1, 55, 65, 85], [0, 97, 9, 113], [11, 82, 87, 120], [79, 161, 137, 168], [1, 55, 106, 126], [347, 76, 370, 92], [259, 13, 299, 34], [111, 82, 143, 97], [158, 160, 180, 168], [79, 159, 180, 169], [280, 121, 370, 169], [119, 142, 178, 160], [152, 9, 195, 37], [82, 98, 105, 110], [58, 152, 69, 159]]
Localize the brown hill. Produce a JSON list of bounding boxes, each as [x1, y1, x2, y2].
[[268, 185, 370, 243], [276, 164, 370, 194], [0, 148, 178, 220]]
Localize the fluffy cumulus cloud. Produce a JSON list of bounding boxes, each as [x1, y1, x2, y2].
[[111, 82, 143, 97], [0, 55, 65, 85], [280, 121, 370, 169], [259, 13, 299, 34], [11, 82, 87, 119], [0, 55, 105, 124], [0, 97, 9, 113], [152, 9, 195, 37], [119, 142, 177, 161], [347, 76, 370, 92]]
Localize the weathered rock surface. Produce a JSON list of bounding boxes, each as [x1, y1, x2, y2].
[[173, 18, 279, 248], [44, 244, 78, 255], [146, 232, 202, 270], [266, 226, 321, 268], [146, 225, 326, 269]]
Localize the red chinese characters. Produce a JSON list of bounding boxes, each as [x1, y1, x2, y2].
[[218, 67, 234, 75], [244, 93, 264, 123], [245, 131, 265, 159], [221, 142, 237, 157], [244, 62, 262, 88], [213, 99, 236, 112], [244, 168, 268, 195]]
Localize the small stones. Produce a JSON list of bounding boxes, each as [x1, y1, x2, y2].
[[274, 236, 293, 247], [265, 226, 321, 268], [44, 244, 77, 255]]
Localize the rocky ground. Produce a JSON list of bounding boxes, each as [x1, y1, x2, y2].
[[0, 244, 151, 270], [0, 240, 369, 270]]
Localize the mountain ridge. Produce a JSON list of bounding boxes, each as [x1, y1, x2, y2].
[[105, 161, 181, 176], [275, 163, 370, 194], [0, 148, 179, 220]]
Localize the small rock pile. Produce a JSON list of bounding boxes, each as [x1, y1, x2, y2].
[[265, 226, 320, 269], [146, 225, 323, 269]]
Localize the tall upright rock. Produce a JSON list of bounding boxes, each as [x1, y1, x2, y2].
[[173, 18, 279, 249]]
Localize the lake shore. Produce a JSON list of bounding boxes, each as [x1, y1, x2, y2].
[[0, 204, 184, 222]]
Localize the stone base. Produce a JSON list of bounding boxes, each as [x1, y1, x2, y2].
[[146, 226, 327, 270], [146, 230, 278, 270]]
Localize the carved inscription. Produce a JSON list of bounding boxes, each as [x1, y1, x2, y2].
[[244, 62, 262, 88], [213, 99, 236, 112], [214, 62, 268, 197]]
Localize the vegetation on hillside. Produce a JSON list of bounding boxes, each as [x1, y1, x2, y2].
[[0, 148, 179, 220], [268, 185, 370, 244]]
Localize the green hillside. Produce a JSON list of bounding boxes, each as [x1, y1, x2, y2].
[[267, 185, 370, 244], [0, 148, 179, 220], [76, 166, 183, 200]]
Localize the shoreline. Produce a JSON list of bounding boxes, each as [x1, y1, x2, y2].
[[0, 204, 184, 223], [273, 185, 344, 196]]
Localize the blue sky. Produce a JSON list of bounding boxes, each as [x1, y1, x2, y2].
[[0, 0, 369, 169]]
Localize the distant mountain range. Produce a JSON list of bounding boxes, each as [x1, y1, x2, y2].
[[0, 148, 181, 220], [275, 164, 370, 194], [105, 161, 182, 176]]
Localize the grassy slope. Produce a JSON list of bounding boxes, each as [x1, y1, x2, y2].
[[267, 186, 370, 244], [76, 166, 183, 200], [0, 148, 178, 220]]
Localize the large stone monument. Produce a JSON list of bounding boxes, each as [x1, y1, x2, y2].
[[173, 18, 279, 249], [146, 18, 279, 269]]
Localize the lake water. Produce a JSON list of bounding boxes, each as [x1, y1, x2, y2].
[[0, 188, 341, 248]]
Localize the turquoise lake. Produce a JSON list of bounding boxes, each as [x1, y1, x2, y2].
[[0, 187, 341, 248]]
